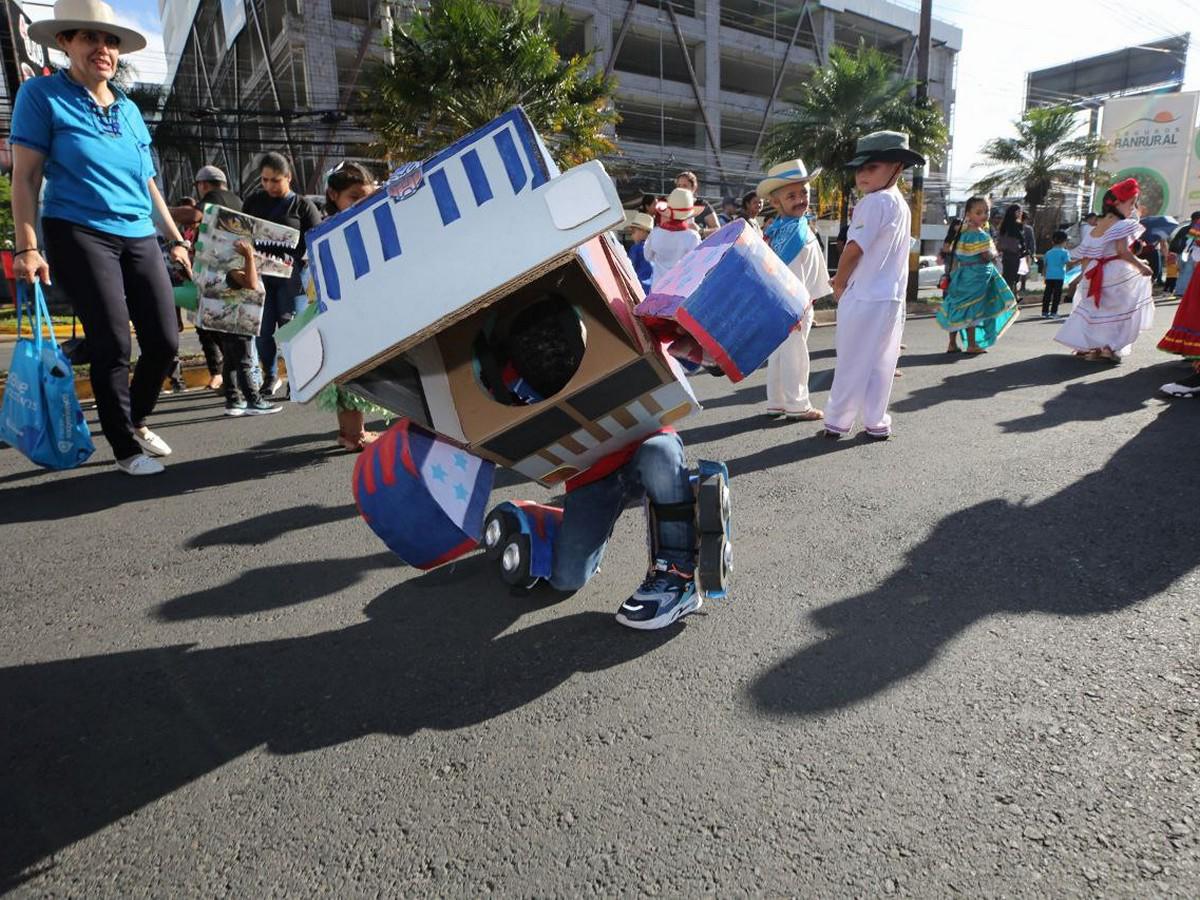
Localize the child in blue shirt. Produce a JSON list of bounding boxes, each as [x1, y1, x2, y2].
[[1041, 231, 1070, 318], [625, 213, 654, 295]]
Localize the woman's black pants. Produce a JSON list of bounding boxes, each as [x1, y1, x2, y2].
[[43, 218, 179, 461]]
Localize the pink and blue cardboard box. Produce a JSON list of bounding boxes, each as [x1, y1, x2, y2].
[[635, 219, 809, 381]]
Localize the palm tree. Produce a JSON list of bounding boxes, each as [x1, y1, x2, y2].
[[970, 105, 1107, 232], [762, 41, 949, 229], [363, 0, 617, 168]]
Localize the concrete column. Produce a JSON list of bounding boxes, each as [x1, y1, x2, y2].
[[587, 5, 611, 74], [815, 8, 836, 65], [703, 0, 722, 189], [299, 0, 341, 189]]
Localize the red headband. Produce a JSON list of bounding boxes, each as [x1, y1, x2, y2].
[[1108, 177, 1139, 203]]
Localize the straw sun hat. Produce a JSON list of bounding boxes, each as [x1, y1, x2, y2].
[[756, 159, 822, 198], [665, 187, 704, 222], [28, 0, 147, 53]]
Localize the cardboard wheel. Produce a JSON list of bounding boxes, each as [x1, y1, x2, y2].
[[697, 475, 730, 533], [499, 534, 532, 586], [698, 533, 731, 594], [483, 509, 513, 561]]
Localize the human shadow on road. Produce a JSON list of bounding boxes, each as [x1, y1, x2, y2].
[[997, 364, 1169, 433], [0, 432, 335, 526], [157, 552, 402, 619], [891, 353, 1092, 414], [723, 427, 859, 479], [0, 554, 677, 888], [749, 400, 1196, 718], [187, 502, 360, 548]]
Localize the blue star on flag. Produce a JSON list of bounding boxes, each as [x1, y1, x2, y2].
[[453, 483, 469, 502], [452, 452, 469, 471], [430, 464, 447, 483]]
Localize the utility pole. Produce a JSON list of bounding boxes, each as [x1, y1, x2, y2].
[[905, 0, 933, 305]]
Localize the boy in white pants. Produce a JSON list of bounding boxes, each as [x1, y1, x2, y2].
[[757, 159, 831, 420], [823, 131, 925, 441]]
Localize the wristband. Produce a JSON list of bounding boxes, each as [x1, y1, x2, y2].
[[14, 248, 40, 257]]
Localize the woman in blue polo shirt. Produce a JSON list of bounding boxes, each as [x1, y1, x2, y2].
[[10, 0, 193, 477]]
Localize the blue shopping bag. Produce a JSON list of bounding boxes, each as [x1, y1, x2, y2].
[[0, 283, 95, 469]]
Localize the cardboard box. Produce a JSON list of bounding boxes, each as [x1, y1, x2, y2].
[[281, 108, 700, 486], [635, 219, 809, 381]]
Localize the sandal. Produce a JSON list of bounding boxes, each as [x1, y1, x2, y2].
[[965, 347, 987, 355], [336, 430, 381, 452]]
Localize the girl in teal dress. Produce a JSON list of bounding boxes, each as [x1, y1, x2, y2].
[[937, 196, 1019, 354], [316, 163, 392, 450]]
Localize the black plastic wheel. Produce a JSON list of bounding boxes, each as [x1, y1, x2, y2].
[[482, 510, 512, 561], [698, 533, 731, 595], [697, 475, 730, 534], [498, 534, 532, 587]]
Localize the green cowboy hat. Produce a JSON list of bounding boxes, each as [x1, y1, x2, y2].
[[846, 131, 926, 169]]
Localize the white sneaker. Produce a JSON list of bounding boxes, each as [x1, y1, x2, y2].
[[115, 453, 164, 476], [133, 428, 171, 457]]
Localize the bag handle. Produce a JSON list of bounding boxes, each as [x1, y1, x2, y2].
[[17, 281, 58, 352]]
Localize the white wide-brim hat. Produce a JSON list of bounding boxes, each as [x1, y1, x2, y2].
[[666, 187, 704, 221], [757, 159, 822, 198], [29, 0, 147, 53]]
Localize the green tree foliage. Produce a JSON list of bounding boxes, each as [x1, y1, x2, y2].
[[970, 105, 1107, 226], [363, 0, 617, 167], [762, 42, 949, 227]]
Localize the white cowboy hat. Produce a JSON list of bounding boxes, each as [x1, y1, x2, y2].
[[628, 212, 655, 232], [666, 187, 704, 222], [29, 0, 147, 53], [756, 159, 822, 199]]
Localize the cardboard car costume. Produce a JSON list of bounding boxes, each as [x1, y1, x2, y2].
[[280, 108, 804, 570]]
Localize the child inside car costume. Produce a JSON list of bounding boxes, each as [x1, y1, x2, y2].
[[282, 110, 808, 629]]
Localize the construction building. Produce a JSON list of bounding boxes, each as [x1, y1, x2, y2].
[[156, 0, 959, 218]]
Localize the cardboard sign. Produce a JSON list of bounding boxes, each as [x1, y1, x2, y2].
[[189, 204, 299, 336], [635, 220, 809, 381]]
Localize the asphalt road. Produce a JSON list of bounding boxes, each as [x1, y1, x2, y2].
[[1, 307, 1198, 896]]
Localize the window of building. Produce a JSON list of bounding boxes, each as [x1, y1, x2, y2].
[[611, 30, 696, 85], [719, 0, 818, 49], [615, 100, 700, 148]]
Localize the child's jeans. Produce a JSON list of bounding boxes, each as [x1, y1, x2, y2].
[[221, 334, 262, 405], [550, 432, 695, 592], [1042, 278, 1064, 316]]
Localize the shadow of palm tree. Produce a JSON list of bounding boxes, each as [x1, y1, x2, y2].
[[0, 555, 678, 888], [748, 400, 1196, 718]]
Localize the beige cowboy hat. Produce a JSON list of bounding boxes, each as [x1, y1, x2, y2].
[[756, 159, 823, 198], [665, 187, 704, 222], [29, 0, 147, 53], [627, 212, 655, 232]]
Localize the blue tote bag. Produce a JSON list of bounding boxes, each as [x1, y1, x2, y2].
[[0, 283, 95, 469]]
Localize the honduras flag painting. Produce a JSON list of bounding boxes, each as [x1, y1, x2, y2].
[[353, 420, 494, 569]]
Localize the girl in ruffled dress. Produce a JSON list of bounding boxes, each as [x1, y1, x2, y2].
[[1054, 178, 1154, 362], [936, 196, 1019, 354]]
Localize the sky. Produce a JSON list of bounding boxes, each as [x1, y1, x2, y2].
[[26, 0, 1200, 200]]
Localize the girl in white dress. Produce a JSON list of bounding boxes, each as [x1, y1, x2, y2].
[[1054, 178, 1154, 362]]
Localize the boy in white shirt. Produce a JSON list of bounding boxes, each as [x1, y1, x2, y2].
[[757, 159, 830, 420], [823, 131, 924, 441]]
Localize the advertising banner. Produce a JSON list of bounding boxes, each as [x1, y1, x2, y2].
[[1099, 92, 1199, 217]]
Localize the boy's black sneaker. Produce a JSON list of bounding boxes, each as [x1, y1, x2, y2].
[[616, 560, 701, 630], [244, 399, 281, 416], [224, 399, 247, 417]]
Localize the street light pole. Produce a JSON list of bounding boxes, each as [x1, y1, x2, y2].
[[906, 0, 933, 304]]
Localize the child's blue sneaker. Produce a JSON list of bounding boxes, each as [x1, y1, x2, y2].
[[616, 560, 701, 630]]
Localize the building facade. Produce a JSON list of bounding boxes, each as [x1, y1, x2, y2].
[[156, 0, 958, 222], [156, 0, 393, 199]]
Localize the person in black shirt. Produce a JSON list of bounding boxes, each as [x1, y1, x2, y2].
[[241, 151, 321, 397]]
